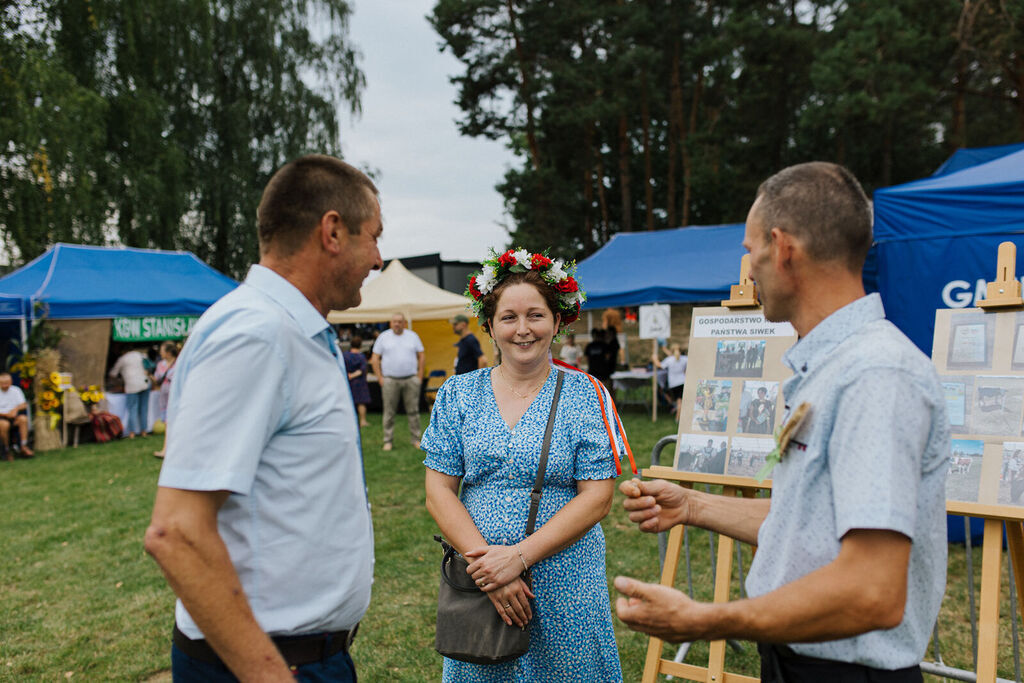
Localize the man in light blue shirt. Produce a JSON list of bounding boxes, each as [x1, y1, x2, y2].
[[145, 155, 383, 681], [616, 162, 948, 682]]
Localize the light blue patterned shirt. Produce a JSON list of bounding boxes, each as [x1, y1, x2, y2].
[[159, 265, 374, 639], [745, 293, 949, 668]]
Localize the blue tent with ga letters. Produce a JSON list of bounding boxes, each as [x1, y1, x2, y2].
[[869, 147, 1024, 355]]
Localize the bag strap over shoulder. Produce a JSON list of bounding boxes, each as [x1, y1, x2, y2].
[[526, 370, 563, 536]]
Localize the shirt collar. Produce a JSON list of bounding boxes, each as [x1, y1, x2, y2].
[[782, 293, 885, 375], [243, 264, 330, 339]]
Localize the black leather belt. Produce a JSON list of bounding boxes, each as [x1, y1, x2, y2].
[[173, 624, 358, 667]]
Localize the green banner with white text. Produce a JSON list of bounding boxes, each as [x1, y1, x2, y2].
[[112, 315, 197, 342]]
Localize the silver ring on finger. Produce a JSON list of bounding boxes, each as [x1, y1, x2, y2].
[[503, 603, 512, 609]]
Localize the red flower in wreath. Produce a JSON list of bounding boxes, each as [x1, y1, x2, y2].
[[468, 275, 482, 299], [556, 276, 579, 293], [497, 249, 517, 268], [20, 379, 30, 389], [531, 253, 552, 269], [562, 301, 580, 325]]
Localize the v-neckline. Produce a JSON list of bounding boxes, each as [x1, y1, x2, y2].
[[489, 366, 553, 433]]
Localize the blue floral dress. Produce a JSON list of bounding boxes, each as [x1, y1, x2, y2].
[[421, 367, 625, 682]]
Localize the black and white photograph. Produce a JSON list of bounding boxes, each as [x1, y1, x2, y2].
[[691, 379, 732, 432], [998, 442, 1024, 506], [713, 340, 766, 378], [738, 381, 778, 435], [972, 376, 1024, 436], [1013, 320, 1024, 371], [727, 437, 775, 478], [946, 439, 984, 503], [674, 433, 728, 475]]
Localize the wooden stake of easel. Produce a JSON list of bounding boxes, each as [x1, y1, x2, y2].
[[652, 339, 659, 423], [640, 467, 770, 683]]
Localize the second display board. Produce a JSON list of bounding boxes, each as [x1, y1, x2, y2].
[[673, 307, 797, 483]]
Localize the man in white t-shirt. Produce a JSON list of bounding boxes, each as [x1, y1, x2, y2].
[[370, 313, 424, 451], [0, 372, 33, 459]]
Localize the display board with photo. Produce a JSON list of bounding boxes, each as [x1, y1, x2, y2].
[[673, 307, 798, 481], [998, 442, 1024, 505], [675, 434, 728, 475], [947, 439, 985, 503], [738, 381, 779, 435], [941, 375, 974, 435], [932, 307, 1024, 514], [714, 340, 766, 378], [727, 437, 775, 478], [691, 379, 732, 433]]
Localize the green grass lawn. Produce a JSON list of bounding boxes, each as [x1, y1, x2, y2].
[[0, 410, 1020, 680]]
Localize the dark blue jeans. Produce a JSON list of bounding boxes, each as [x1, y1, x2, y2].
[[171, 642, 357, 682]]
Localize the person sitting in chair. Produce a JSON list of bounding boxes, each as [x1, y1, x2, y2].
[[0, 372, 33, 459]]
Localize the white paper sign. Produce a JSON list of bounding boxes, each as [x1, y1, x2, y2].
[[639, 304, 671, 339], [691, 313, 795, 338]]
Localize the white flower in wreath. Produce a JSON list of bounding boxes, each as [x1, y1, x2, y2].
[[561, 290, 584, 307], [548, 259, 566, 281], [513, 249, 532, 268], [476, 269, 496, 294]]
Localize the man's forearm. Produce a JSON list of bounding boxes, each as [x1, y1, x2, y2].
[[145, 490, 293, 680], [689, 538, 907, 643], [618, 530, 909, 645], [688, 488, 769, 545]]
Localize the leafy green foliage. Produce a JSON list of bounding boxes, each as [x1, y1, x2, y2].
[[432, 0, 1024, 258], [0, 0, 364, 277]]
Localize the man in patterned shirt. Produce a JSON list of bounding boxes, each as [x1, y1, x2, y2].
[[616, 162, 949, 682]]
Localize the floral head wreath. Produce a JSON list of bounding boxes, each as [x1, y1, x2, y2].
[[466, 247, 585, 333]]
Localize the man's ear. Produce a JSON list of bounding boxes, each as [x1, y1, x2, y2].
[[318, 211, 345, 254], [769, 227, 796, 268]]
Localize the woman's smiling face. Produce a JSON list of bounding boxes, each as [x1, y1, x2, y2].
[[490, 282, 559, 369]]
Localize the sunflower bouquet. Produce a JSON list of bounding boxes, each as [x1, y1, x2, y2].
[[78, 385, 105, 409], [37, 371, 65, 430]]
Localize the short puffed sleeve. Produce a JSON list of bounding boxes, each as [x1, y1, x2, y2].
[[421, 376, 466, 476]]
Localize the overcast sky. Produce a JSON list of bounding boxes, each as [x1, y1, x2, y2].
[[338, 0, 515, 264]]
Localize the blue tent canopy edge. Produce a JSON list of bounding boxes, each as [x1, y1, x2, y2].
[[0, 243, 237, 320], [576, 224, 746, 309]]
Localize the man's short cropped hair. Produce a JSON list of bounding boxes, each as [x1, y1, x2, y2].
[[754, 162, 872, 272], [257, 154, 379, 256]]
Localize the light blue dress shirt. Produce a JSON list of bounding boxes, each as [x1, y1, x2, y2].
[[745, 293, 949, 669], [159, 264, 374, 639]]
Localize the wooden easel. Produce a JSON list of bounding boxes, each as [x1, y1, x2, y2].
[[946, 241, 1024, 681], [639, 467, 770, 683], [638, 259, 773, 682], [946, 504, 1024, 682]]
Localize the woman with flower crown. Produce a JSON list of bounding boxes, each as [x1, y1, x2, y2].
[[421, 248, 629, 682]]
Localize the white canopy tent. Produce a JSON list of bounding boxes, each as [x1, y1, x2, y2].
[[327, 260, 491, 376], [327, 259, 471, 324]]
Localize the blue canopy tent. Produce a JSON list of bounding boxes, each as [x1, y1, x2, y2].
[[0, 243, 237, 321], [869, 148, 1024, 355], [871, 147, 1024, 544], [576, 224, 746, 308], [931, 142, 1024, 177]]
